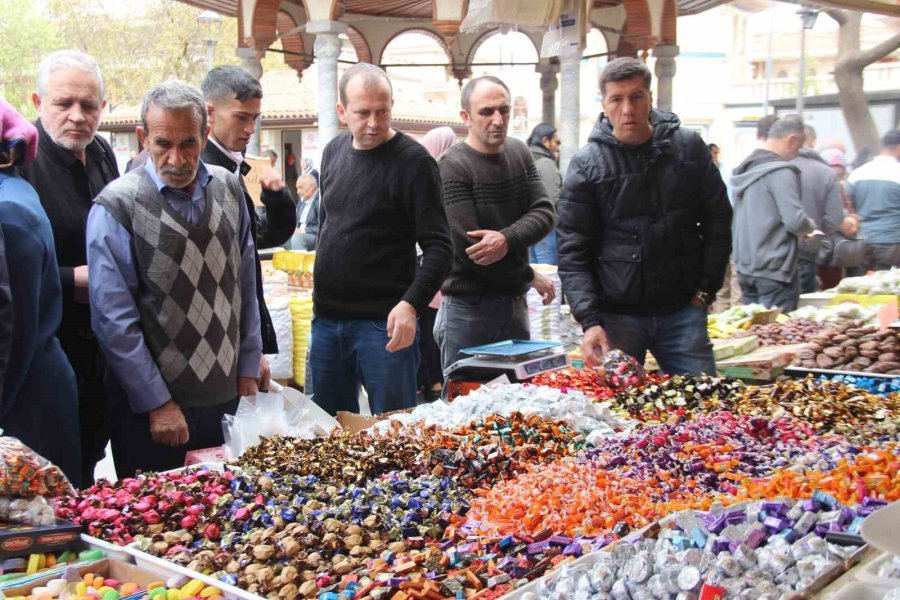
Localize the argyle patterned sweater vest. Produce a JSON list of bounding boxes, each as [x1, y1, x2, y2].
[[94, 166, 242, 408]]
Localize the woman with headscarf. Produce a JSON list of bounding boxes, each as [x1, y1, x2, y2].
[[527, 123, 561, 265], [417, 126, 457, 400], [0, 98, 81, 485]]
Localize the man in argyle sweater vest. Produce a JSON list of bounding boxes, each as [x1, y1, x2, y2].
[[87, 81, 261, 477]]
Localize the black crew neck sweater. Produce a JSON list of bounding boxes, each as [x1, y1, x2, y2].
[[438, 138, 556, 297], [313, 131, 452, 320]]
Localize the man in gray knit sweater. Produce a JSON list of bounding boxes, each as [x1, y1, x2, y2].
[[435, 76, 556, 374]]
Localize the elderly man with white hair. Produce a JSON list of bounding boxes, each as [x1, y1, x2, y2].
[[19, 49, 119, 485]]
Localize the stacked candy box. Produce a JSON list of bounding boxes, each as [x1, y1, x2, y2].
[[1, 558, 224, 600]]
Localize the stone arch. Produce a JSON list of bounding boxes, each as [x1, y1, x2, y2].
[[382, 27, 454, 67], [620, 0, 654, 48], [249, 0, 281, 50], [347, 26, 373, 64], [660, 0, 677, 45], [276, 10, 309, 71], [465, 29, 540, 67]]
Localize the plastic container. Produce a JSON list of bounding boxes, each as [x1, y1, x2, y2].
[[125, 545, 264, 600], [859, 553, 900, 588], [827, 580, 899, 599]]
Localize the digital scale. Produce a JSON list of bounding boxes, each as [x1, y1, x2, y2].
[[443, 340, 570, 399]]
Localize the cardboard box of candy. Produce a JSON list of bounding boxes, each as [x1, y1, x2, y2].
[[0, 520, 81, 559], [1, 558, 160, 597]]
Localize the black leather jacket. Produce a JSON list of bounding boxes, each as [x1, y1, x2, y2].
[[558, 109, 732, 330]]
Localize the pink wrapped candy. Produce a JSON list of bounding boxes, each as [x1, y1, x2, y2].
[[600, 349, 645, 390]]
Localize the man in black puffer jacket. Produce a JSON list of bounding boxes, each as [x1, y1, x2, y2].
[[558, 58, 732, 375]]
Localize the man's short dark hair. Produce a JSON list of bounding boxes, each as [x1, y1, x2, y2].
[[767, 116, 805, 140], [599, 58, 652, 96], [201, 66, 263, 104], [708, 143, 719, 151], [756, 114, 778, 141], [460, 76, 510, 113], [338, 63, 393, 106], [883, 129, 900, 148], [528, 123, 557, 147]]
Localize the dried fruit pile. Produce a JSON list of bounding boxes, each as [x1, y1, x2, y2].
[[794, 322, 900, 374]]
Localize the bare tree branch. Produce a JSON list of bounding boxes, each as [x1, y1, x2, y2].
[[824, 8, 847, 25], [845, 32, 900, 69]]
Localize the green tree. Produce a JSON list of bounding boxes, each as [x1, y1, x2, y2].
[[0, 0, 58, 117], [42, 0, 238, 113]]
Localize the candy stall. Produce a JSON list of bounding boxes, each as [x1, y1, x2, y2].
[[3, 271, 900, 600]]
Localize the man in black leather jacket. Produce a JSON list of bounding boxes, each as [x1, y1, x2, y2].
[[558, 58, 732, 376], [200, 66, 296, 389]]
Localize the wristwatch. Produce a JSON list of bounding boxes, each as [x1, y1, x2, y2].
[[694, 291, 712, 307]]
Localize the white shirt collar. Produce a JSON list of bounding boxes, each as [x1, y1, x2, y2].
[[209, 136, 245, 173]]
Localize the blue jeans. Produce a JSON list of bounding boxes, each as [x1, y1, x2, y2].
[[307, 316, 419, 415], [528, 229, 557, 265], [601, 304, 715, 376], [738, 272, 800, 312], [434, 295, 530, 375]]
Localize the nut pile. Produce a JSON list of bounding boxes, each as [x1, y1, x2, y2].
[[733, 318, 832, 346], [794, 322, 900, 374], [235, 432, 423, 484], [732, 377, 900, 439]]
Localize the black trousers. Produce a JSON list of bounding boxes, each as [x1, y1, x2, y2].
[[106, 371, 238, 478], [58, 329, 108, 486]]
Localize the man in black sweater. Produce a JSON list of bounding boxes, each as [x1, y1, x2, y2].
[[435, 76, 556, 373], [200, 66, 296, 389], [19, 50, 120, 486], [310, 63, 452, 415]]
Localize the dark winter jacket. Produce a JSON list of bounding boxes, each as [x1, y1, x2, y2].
[[18, 120, 119, 340], [557, 109, 732, 331]]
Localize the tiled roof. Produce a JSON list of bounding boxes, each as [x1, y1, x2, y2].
[[101, 69, 462, 129]]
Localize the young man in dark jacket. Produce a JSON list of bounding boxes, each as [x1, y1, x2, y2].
[[558, 58, 732, 376], [200, 66, 296, 390]]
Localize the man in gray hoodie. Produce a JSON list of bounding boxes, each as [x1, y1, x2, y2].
[[730, 117, 816, 312]]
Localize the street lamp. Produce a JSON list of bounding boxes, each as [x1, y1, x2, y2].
[[796, 7, 819, 117], [197, 10, 223, 72]]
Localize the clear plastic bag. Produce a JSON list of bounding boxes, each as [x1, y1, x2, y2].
[[0, 435, 73, 498], [0, 495, 56, 525], [222, 383, 340, 459]]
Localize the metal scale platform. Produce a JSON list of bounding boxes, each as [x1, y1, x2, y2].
[[443, 340, 570, 399]]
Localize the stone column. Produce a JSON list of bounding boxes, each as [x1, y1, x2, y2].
[[535, 61, 559, 126], [237, 47, 264, 156], [653, 44, 679, 113], [559, 52, 580, 175], [307, 20, 348, 151]]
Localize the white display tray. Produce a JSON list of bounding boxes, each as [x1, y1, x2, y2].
[[125, 544, 264, 600], [858, 553, 900, 589], [80, 532, 134, 563], [827, 580, 898, 599], [159, 461, 229, 475]]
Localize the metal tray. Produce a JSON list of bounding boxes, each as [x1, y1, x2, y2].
[[460, 339, 561, 359]]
